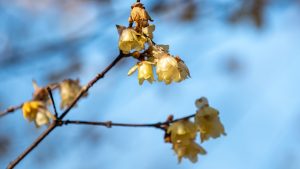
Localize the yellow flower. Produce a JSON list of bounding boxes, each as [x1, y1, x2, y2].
[[59, 79, 85, 109], [173, 140, 206, 163], [176, 56, 191, 82], [128, 2, 153, 28], [167, 120, 197, 143], [128, 61, 155, 85], [156, 54, 181, 84], [168, 120, 206, 163], [32, 80, 49, 103], [149, 44, 169, 60], [142, 24, 155, 39], [194, 97, 226, 142], [119, 28, 147, 54], [22, 101, 55, 128]]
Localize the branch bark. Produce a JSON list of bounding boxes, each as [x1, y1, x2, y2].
[[0, 104, 23, 118], [61, 113, 196, 129]]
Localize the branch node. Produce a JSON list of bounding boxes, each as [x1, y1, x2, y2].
[[105, 121, 112, 128]]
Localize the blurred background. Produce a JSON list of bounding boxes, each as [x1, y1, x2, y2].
[[0, 0, 300, 168]]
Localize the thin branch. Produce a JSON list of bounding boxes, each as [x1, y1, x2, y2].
[[7, 53, 128, 169], [7, 123, 56, 169], [47, 87, 58, 118], [62, 120, 164, 129], [59, 52, 127, 120], [0, 104, 23, 118], [61, 113, 196, 129]]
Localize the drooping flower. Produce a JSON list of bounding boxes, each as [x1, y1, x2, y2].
[[59, 79, 85, 109], [172, 140, 206, 163], [22, 101, 55, 128], [176, 56, 191, 82], [32, 80, 49, 103], [168, 120, 206, 163], [128, 2, 153, 28], [156, 54, 181, 84], [167, 120, 197, 143], [149, 44, 169, 60], [118, 28, 147, 54], [194, 97, 226, 142], [128, 61, 155, 85], [142, 24, 155, 39]]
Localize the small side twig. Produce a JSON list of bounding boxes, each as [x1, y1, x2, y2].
[[0, 104, 23, 118], [61, 113, 196, 130], [47, 87, 58, 118]]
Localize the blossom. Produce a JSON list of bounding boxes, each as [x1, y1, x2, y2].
[[59, 79, 85, 109], [149, 44, 169, 60], [176, 56, 191, 82], [167, 120, 197, 143], [129, 2, 153, 28], [118, 28, 147, 54], [32, 80, 49, 103], [142, 24, 155, 39], [194, 97, 226, 142], [22, 101, 55, 128], [173, 140, 206, 163], [156, 54, 181, 84], [128, 61, 155, 85], [168, 120, 206, 163]]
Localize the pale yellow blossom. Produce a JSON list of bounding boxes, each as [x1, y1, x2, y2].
[[194, 97, 226, 142], [168, 120, 206, 163], [167, 120, 197, 142], [128, 61, 155, 85], [142, 24, 155, 39], [59, 79, 85, 109], [119, 28, 147, 54], [173, 140, 206, 163], [156, 54, 181, 84], [176, 56, 191, 82], [149, 44, 169, 60]]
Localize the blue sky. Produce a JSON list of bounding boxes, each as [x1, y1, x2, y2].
[[0, 1, 300, 169]]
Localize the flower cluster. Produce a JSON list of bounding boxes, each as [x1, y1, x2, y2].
[[22, 79, 86, 128], [118, 1, 190, 85], [166, 97, 225, 163]]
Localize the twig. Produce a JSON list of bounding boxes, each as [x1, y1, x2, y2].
[[61, 113, 196, 129], [7, 52, 128, 169], [0, 104, 23, 118], [47, 87, 58, 118], [7, 123, 56, 169]]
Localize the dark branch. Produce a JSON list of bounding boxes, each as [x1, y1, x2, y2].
[[61, 113, 196, 129], [59, 52, 127, 120], [47, 87, 58, 118], [0, 104, 23, 118], [7, 123, 56, 169]]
